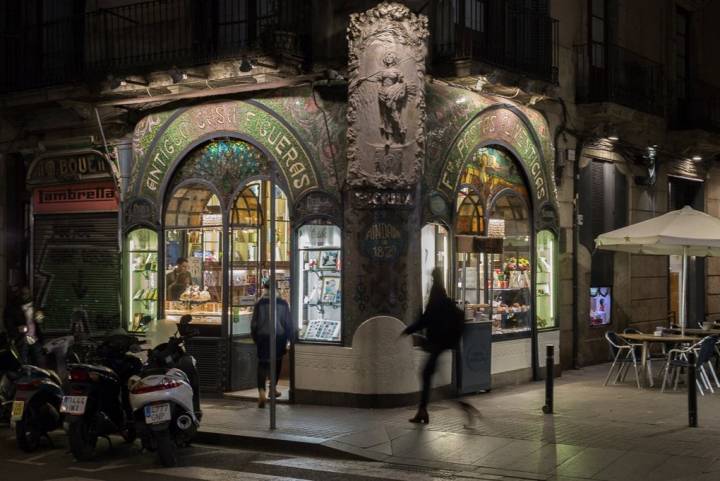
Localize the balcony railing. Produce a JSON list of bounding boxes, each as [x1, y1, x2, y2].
[[575, 43, 665, 116], [672, 79, 720, 132], [0, 0, 311, 93], [430, 0, 559, 83]]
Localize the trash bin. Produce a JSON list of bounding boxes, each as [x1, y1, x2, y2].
[[457, 320, 492, 394]]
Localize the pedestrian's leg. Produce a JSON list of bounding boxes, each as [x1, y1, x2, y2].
[[257, 361, 269, 408], [273, 355, 283, 398], [410, 351, 439, 424]]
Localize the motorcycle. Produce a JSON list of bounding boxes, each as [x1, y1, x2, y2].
[[11, 335, 78, 451], [128, 315, 201, 467], [63, 331, 143, 461], [0, 332, 23, 422]]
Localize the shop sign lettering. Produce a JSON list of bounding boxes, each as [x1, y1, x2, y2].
[[354, 190, 414, 208], [33, 181, 118, 214], [361, 220, 406, 261], [139, 102, 318, 201], [29, 154, 111, 184], [440, 109, 549, 202]]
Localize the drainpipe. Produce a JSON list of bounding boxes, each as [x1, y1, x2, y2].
[[572, 139, 582, 370]]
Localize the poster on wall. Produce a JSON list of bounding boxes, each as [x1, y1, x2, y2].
[[590, 287, 612, 326]]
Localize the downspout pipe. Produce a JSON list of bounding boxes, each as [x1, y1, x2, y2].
[[572, 138, 582, 370]]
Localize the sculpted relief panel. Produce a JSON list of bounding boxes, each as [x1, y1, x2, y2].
[[346, 2, 428, 188]]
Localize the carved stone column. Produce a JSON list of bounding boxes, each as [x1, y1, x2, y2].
[[343, 2, 428, 342]]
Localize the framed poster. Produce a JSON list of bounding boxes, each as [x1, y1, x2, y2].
[[320, 250, 339, 269], [321, 278, 339, 303]]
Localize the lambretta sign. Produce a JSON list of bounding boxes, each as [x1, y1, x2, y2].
[[33, 181, 118, 214]]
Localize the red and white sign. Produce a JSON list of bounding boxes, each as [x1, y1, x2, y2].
[[33, 181, 118, 214]]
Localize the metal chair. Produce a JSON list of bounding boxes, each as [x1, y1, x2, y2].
[[661, 336, 717, 395], [604, 332, 642, 388]]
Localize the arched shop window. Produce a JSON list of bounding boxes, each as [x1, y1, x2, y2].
[[454, 146, 534, 338], [536, 230, 557, 329], [126, 228, 158, 332], [296, 221, 342, 343], [164, 185, 224, 332], [229, 180, 291, 337], [421, 223, 449, 307], [487, 190, 532, 335]]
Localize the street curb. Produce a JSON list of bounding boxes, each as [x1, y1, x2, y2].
[[195, 429, 368, 460]]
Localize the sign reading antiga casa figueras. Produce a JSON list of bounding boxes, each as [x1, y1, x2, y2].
[[33, 181, 118, 214], [137, 101, 319, 201], [440, 108, 551, 202]]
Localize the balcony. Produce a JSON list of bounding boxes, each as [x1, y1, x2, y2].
[[0, 0, 311, 94], [575, 43, 665, 116], [671, 80, 720, 132], [430, 0, 559, 83]]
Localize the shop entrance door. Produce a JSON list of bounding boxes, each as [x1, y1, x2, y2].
[[227, 180, 291, 401]]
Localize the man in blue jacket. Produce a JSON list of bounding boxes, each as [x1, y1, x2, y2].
[[251, 281, 293, 408]]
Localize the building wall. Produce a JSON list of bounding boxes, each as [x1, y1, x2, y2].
[[0, 154, 6, 319]]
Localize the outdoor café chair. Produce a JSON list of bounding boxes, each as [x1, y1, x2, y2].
[[604, 331, 642, 389], [661, 336, 717, 395]]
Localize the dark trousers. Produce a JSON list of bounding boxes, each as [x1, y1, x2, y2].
[[419, 350, 442, 409], [257, 357, 284, 391], [17, 338, 43, 366]]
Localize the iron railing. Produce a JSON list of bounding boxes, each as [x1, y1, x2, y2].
[[575, 43, 665, 116], [672, 79, 720, 132], [430, 0, 559, 83], [0, 0, 311, 93]]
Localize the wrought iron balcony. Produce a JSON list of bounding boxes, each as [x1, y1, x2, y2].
[[672, 80, 720, 132], [430, 0, 559, 83], [575, 43, 665, 116], [0, 0, 311, 94]]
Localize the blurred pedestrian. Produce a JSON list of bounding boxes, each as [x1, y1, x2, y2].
[[251, 281, 293, 408], [402, 268, 464, 424]]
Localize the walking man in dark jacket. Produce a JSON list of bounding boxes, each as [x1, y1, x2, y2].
[[251, 281, 293, 408], [3, 286, 44, 365], [402, 268, 464, 424]]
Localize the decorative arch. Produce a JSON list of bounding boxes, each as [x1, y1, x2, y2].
[[436, 105, 558, 233], [132, 100, 321, 206]]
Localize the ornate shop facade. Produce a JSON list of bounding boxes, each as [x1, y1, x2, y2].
[[25, 3, 560, 406]]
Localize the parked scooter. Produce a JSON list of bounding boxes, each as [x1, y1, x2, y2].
[[63, 331, 143, 461], [0, 332, 23, 422], [128, 315, 201, 467], [11, 335, 78, 451]]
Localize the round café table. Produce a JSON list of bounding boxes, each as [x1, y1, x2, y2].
[[618, 332, 698, 387]]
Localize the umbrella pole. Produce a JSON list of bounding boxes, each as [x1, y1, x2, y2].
[[681, 246, 688, 337]]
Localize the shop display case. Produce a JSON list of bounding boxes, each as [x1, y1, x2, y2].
[[296, 223, 342, 343], [126, 228, 158, 331], [536, 230, 557, 329]]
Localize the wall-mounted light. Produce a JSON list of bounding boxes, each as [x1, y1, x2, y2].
[[692, 155, 703, 162], [239, 57, 254, 73], [607, 134, 619, 142], [169, 68, 205, 84]]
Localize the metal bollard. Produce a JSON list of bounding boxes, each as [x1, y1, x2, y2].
[[542, 345, 554, 414], [688, 351, 698, 427]]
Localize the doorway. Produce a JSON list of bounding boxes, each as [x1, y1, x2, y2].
[[668, 176, 705, 327], [227, 179, 292, 402]]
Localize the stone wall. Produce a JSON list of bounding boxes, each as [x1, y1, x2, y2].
[[705, 166, 720, 321], [0, 155, 6, 321]]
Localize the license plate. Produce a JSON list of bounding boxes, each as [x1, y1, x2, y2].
[[11, 401, 24, 420], [60, 396, 87, 415], [144, 403, 171, 424]]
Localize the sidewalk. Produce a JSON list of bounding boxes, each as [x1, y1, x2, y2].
[[197, 364, 720, 481]]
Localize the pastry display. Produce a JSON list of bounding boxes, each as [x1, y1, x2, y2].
[[180, 285, 212, 302]]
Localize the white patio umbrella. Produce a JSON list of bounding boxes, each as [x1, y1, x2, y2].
[[595, 206, 720, 336]]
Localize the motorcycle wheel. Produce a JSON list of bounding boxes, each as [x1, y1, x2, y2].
[[121, 423, 137, 443], [68, 418, 98, 461], [156, 430, 177, 467], [15, 405, 41, 452]]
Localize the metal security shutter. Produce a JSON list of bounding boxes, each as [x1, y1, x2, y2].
[[33, 213, 120, 333], [186, 337, 225, 393]]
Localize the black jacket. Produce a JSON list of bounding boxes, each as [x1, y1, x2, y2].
[[251, 296, 294, 361], [3, 301, 41, 342], [404, 294, 463, 352]]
